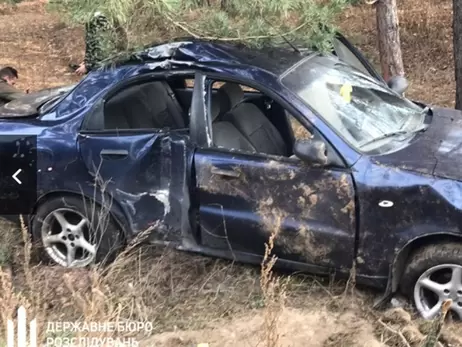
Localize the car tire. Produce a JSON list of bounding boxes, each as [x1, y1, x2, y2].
[[31, 195, 123, 268], [400, 242, 462, 320]]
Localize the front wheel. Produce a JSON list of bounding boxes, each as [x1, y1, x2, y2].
[[31, 195, 123, 268], [400, 242, 462, 320]]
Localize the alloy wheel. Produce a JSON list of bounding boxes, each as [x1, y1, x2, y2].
[[41, 208, 97, 268], [414, 264, 462, 320]]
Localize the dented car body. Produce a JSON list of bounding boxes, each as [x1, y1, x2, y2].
[[1, 37, 462, 319]]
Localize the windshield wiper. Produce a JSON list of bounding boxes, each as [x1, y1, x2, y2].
[[359, 126, 427, 148]]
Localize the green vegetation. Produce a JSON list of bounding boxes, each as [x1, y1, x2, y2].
[[48, 0, 354, 52], [0, 0, 25, 4]]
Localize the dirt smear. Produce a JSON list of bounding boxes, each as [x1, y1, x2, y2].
[[197, 156, 335, 262]]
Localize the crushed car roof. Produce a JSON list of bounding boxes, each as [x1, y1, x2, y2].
[[117, 38, 315, 75]]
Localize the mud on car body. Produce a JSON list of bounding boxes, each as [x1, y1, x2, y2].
[[0, 36, 461, 321]]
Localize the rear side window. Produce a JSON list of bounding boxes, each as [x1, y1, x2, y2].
[[103, 82, 185, 130], [83, 77, 194, 131]]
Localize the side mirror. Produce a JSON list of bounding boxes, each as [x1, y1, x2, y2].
[[293, 139, 328, 165], [387, 75, 409, 95]]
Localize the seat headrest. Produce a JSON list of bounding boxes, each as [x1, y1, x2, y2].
[[217, 83, 244, 113]]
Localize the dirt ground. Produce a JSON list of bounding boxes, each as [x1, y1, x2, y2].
[[0, 1, 461, 346], [0, 1, 81, 91], [148, 308, 385, 347]]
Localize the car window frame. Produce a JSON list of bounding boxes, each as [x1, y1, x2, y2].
[[79, 69, 195, 135], [333, 33, 386, 84], [192, 71, 347, 168]]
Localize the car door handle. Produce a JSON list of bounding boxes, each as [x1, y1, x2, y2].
[[210, 167, 241, 178], [100, 149, 128, 160]]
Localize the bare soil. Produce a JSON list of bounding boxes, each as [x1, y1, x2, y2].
[[147, 308, 385, 347], [0, 1, 81, 91], [0, 1, 461, 346]]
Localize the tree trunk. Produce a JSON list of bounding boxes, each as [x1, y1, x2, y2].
[[454, 0, 462, 110], [376, 0, 404, 81]]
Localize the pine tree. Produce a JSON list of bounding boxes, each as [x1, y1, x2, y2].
[[48, 0, 353, 54], [454, 0, 462, 109]]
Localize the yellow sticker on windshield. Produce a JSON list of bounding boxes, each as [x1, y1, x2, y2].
[[340, 83, 352, 103]]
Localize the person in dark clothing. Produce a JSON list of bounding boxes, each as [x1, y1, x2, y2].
[[0, 66, 26, 106], [75, 12, 128, 75]]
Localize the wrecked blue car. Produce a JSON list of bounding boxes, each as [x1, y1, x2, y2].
[[0, 37, 461, 321]]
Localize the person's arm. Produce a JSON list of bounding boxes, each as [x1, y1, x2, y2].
[[0, 82, 26, 102]]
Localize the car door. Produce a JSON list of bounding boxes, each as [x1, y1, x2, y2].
[[191, 74, 357, 271], [77, 73, 195, 244]]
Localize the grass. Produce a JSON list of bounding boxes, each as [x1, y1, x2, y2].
[[0, 194, 350, 345], [0, 205, 273, 340], [0, 0, 25, 4]]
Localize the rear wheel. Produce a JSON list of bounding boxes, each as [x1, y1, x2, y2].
[[31, 196, 123, 268], [400, 242, 462, 320]]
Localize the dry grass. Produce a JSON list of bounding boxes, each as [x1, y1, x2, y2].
[[0, 197, 458, 346], [0, 206, 460, 345], [0, 214, 372, 347], [0, 218, 264, 342]]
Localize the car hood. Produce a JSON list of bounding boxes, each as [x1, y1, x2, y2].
[[0, 84, 75, 118], [372, 107, 462, 181]]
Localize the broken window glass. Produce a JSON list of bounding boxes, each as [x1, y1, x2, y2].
[[280, 54, 425, 152]]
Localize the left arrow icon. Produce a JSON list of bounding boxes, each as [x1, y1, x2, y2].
[[12, 169, 22, 184]]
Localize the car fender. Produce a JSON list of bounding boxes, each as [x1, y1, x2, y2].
[[374, 231, 462, 308], [30, 189, 132, 239]]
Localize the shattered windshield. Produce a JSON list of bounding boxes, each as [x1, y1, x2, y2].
[[280, 54, 425, 152]]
